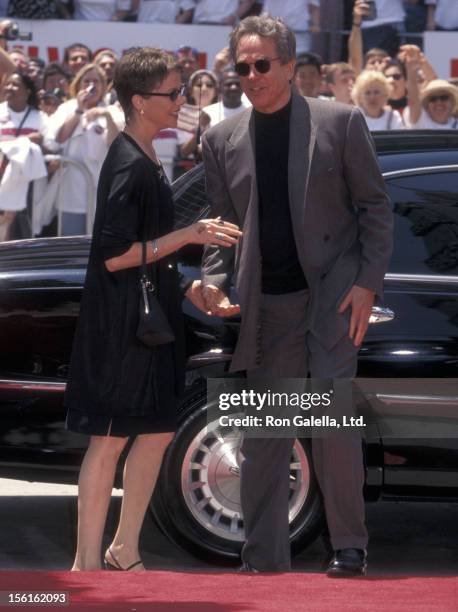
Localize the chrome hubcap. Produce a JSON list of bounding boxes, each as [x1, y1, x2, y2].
[[181, 416, 310, 541]]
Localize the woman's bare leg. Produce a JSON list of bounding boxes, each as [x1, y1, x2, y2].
[[106, 432, 174, 570], [72, 435, 128, 571]]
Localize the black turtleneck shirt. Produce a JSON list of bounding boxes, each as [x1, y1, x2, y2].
[[254, 98, 308, 294]]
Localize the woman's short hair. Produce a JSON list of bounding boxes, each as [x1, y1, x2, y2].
[[229, 16, 296, 65], [8, 71, 39, 109], [114, 47, 178, 121], [352, 70, 390, 106], [187, 69, 219, 105], [69, 63, 107, 99]]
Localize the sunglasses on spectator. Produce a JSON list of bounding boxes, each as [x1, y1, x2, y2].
[[428, 94, 451, 103], [234, 57, 281, 77], [139, 84, 186, 101], [386, 73, 403, 80]]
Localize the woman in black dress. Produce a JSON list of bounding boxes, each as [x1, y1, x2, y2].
[[65, 47, 241, 571]]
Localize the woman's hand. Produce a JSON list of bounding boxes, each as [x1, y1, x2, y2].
[[186, 218, 242, 247], [76, 85, 98, 112]]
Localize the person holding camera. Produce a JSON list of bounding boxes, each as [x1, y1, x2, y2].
[[47, 63, 122, 235], [351, 0, 405, 58], [64, 47, 241, 571]]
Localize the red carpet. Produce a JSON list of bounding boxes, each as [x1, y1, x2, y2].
[[0, 571, 456, 611]]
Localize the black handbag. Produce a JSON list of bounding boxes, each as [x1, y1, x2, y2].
[[136, 182, 175, 347]]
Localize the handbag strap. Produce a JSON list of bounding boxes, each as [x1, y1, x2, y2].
[[15, 106, 32, 137], [139, 164, 161, 287]]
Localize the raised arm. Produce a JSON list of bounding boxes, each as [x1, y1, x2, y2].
[[348, 1, 370, 76], [401, 47, 422, 125]]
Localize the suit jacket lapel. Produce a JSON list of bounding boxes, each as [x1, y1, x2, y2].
[[225, 108, 257, 224], [288, 94, 317, 253], [225, 109, 261, 292]]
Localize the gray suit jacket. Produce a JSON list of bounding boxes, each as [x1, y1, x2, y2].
[[201, 92, 393, 373]]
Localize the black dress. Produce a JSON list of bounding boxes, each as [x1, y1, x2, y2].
[[65, 132, 187, 437]]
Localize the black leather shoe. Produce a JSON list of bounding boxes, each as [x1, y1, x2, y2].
[[237, 562, 259, 573], [326, 548, 367, 577]]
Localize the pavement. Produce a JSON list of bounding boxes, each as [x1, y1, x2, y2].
[[0, 478, 457, 575]]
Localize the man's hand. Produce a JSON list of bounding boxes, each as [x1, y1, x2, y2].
[[185, 280, 212, 314], [202, 284, 240, 318], [338, 284, 375, 347]]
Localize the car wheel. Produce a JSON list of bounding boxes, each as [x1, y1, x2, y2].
[[150, 391, 325, 562]]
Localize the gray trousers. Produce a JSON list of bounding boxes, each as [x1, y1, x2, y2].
[[241, 289, 368, 571]]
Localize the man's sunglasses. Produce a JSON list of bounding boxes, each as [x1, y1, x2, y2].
[[234, 57, 280, 77], [428, 94, 451, 103], [139, 84, 186, 101]]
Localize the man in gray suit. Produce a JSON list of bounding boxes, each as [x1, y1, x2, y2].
[[200, 15, 393, 576]]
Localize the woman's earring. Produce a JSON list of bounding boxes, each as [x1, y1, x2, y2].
[[140, 109, 144, 115]]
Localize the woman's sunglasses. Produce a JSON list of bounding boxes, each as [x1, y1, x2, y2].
[[139, 84, 186, 101], [234, 57, 280, 77], [428, 94, 451, 103]]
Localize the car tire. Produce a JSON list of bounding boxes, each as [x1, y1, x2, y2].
[[150, 389, 325, 563]]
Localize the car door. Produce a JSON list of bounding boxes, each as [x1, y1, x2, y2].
[[360, 166, 458, 496]]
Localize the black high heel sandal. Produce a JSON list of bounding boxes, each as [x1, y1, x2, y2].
[[104, 547, 143, 571]]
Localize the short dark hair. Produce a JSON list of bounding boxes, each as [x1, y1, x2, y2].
[[229, 15, 296, 64], [28, 57, 46, 69], [8, 71, 39, 109], [114, 47, 178, 122], [295, 52, 322, 75], [175, 45, 199, 60], [43, 62, 71, 88], [383, 58, 406, 80], [64, 43, 92, 64], [364, 47, 389, 65]]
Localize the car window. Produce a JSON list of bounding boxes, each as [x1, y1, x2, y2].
[[172, 164, 209, 229], [387, 170, 458, 275]]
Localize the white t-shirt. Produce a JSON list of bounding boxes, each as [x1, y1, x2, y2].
[[361, 0, 405, 29], [0, 102, 54, 148], [360, 107, 404, 131], [202, 100, 250, 127], [262, 0, 320, 33], [404, 106, 458, 130], [64, 0, 131, 21], [47, 99, 120, 213], [426, 1, 458, 30], [138, 0, 179, 22], [180, 0, 237, 23]]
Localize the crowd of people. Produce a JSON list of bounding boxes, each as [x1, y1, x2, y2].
[[0, 0, 457, 243]]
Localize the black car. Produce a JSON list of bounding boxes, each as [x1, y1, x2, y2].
[[1, 130, 457, 562]]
